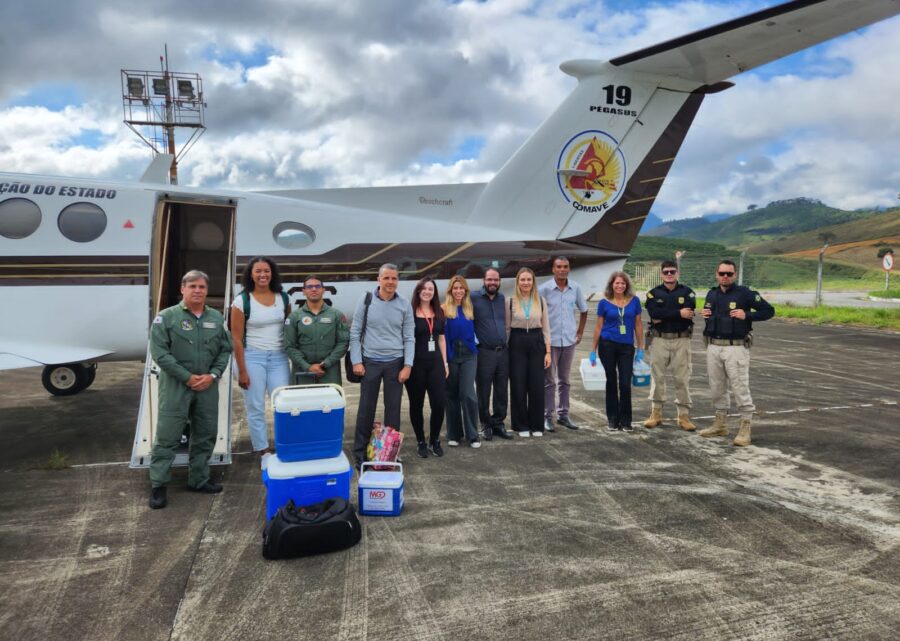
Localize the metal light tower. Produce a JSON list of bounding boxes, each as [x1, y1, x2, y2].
[[121, 46, 206, 184]]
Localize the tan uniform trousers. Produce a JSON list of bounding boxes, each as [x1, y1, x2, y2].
[[648, 337, 692, 409], [706, 344, 755, 418]]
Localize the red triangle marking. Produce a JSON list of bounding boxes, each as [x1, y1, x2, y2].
[[123, 219, 135, 229]]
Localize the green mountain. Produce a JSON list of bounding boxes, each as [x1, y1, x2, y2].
[[646, 198, 880, 247]]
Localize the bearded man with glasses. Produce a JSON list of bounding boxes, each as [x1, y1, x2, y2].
[[643, 260, 697, 431], [699, 260, 774, 446]]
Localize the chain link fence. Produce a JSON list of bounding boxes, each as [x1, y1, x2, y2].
[[625, 254, 874, 292]]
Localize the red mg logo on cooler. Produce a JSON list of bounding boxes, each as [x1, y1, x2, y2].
[[368, 490, 386, 499]]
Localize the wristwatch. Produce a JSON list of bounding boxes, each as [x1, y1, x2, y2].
[[210, 373, 218, 380]]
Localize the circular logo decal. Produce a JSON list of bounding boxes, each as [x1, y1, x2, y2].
[[301, 316, 313, 326], [557, 130, 626, 212]]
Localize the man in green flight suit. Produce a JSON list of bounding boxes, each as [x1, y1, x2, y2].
[[285, 275, 350, 385], [148, 270, 233, 509]]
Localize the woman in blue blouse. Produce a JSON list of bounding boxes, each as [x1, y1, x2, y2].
[[442, 275, 481, 448], [590, 271, 644, 432]]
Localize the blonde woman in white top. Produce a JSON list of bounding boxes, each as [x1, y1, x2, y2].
[[505, 267, 551, 437]]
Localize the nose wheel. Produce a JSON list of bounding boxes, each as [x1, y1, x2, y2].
[[41, 363, 97, 396]]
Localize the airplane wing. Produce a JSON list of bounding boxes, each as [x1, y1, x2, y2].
[[0, 343, 113, 370], [608, 0, 900, 86]]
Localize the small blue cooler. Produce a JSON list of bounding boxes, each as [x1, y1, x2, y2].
[[272, 384, 345, 462], [262, 451, 351, 520], [358, 462, 404, 517]]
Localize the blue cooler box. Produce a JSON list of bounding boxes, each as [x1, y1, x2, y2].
[[358, 462, 404, 516], [272, 385, 345, 462], [262, 452, 351, 520]]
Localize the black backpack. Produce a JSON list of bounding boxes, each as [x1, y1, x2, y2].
[[262, 497, 362, 559]]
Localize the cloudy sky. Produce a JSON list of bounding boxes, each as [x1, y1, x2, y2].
[[1, 0, 898, 220]]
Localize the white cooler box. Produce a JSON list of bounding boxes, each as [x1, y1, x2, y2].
[[358, 462, 404, 517], [579, 358, 606, 390], [272, 384, 345, 462]]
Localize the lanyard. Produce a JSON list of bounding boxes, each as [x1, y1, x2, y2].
[[614, 299, 626, 325], [520, 297, 533, 319], [425, 315, 434, 337]]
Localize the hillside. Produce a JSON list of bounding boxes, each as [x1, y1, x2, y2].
[[647, 198, 881, 247], [746, 208, 900, 269], [628, 236, 728, 261]]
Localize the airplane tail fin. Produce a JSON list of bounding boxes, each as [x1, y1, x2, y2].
[[468, 0, 899, 253], [467, 64, 707, 254]]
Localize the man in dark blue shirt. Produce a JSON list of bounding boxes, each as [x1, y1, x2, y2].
[[471, 268, 513, 440]]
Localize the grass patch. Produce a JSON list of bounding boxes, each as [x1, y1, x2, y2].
[[45, 448, 70, 470], [692, 298, 899, 330], [868, 288, 900, 299]]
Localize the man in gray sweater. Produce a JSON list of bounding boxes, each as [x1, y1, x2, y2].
[[349, 263, 415, 468]]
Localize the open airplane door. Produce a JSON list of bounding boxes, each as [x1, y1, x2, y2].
[[131, 196, 237, 469]]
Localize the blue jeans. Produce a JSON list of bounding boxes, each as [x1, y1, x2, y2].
[[242, 347, 291, 451]]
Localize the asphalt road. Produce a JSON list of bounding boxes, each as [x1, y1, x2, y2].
[[0, 319, 897, 641]]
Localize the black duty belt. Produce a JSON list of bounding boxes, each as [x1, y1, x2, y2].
[[479, 344, 506, 351], [655, 331, 692, 339], [708, 338, 744, 346]]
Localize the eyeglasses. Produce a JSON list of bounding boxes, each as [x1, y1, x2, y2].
[[304, 284, 323, 290], [718, 271, 735, 277], [661, 269, 677, 275]]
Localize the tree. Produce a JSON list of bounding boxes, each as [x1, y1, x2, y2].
[[747, 204, 757, 210], [877, 247, 894, 258]]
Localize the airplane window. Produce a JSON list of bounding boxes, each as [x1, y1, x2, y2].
[[273, 221, 315, 249], [58, 202, 107, 243], [0, 197, 42, 239]]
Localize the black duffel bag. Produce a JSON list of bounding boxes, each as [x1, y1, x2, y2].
[[262, 497, 362, 559]]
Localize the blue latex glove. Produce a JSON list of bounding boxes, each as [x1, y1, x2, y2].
[[636, 348, 645, 362], [589, 351, 597, 366]]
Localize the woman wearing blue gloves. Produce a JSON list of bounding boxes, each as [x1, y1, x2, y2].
[[590, 271, 644, 431]]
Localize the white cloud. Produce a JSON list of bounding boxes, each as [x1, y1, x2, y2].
[[0, 0, 898, 218]]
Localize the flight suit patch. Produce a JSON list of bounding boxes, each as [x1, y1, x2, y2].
[[755, 294, 761, 302], [302, 316, 313, 325], [284, 317, 291, 325], [181, 320, 194, 330], [152, 315, 163, 324], [689, 292, 695, 298], [202, 322, 216, 329], [647, 292, 654, 299], [320, 317, 333, 323]]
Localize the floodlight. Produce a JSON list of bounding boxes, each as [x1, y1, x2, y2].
[[177, 80, 195, 99], [127, 77, 144, 98], [152, 78, 169, 95]]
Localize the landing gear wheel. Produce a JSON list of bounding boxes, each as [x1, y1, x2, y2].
[[83, 364, 97, 389], [41, 363, 89, 396]]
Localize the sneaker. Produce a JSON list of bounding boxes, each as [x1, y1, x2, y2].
[[518, 430, 531, 438], [149, 486, 167, 509], [470, 440, 481, 449], [607, 424, 620, 432], [481, 425, 493, 441], [448, 440, 460, 447], [417, 441, 429, 458], [544, 418, 556, 433], [621, 423, 634, 433], [532, 431, 544, 437], [429, 440, 444, 457]]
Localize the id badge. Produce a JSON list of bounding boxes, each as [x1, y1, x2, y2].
[[427, 338, 436, 352], [619, 325, 627, 335]]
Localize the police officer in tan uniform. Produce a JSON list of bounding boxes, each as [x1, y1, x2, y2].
[[699, 260, 774, 446], [643, 260, 696, 431], [284, 275, 349, 385], [148, 270, 233, 509]]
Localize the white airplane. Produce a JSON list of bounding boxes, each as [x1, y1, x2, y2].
[[0, 0, 897, 463]]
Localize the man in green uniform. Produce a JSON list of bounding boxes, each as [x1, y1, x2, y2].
[[148, 270, 233, 509], [285, 275, 350, 385]]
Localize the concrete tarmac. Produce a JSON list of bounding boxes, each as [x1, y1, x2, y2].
[[1, 320, 898, 641]]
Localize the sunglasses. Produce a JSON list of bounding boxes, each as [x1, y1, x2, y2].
[[718, 271, 735, 277], [304, 284, 323, 290], [661, 269, 677, 275]]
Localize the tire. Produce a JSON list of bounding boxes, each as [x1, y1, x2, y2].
[[83, 364, 97, 389], [41, 363, 88, 396]]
